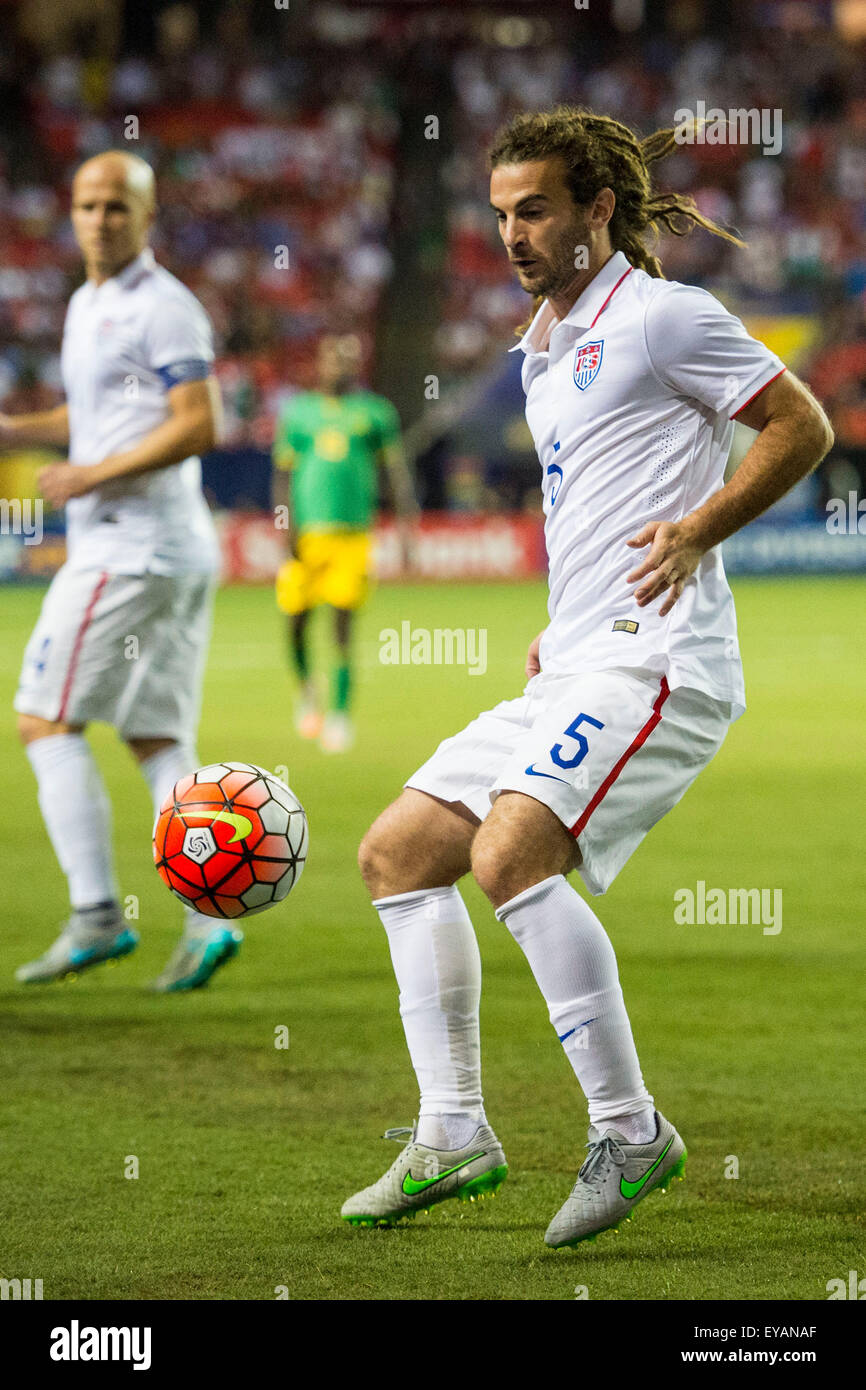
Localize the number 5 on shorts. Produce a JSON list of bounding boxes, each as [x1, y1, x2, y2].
[[550, 712, 604, 770]]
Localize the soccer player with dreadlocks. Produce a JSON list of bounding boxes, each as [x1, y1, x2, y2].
[[342, 108, 833, 1245]]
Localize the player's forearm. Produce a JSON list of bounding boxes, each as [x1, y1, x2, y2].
[[682, 404, 833, 552], [0, 405, 69, 448], [383, 445, 420, 520], [88, 409, 216, 486], [395, 488, 421, 522], [271, 467, 289, 515], [389, 470, 420, 522], [271, 470, 298, 553], [279, 506, 299, 557]]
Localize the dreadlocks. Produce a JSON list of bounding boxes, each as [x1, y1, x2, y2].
[[489, 106, 745, 327]]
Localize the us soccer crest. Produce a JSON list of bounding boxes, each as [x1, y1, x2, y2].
[[573, 340, 604, 391]]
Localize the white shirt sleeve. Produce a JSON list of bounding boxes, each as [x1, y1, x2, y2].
[[143, 292, 215, 381], [644, 282, 785, 417]]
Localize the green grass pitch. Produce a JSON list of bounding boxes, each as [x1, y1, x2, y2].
[[1, 576, 863, 1301]]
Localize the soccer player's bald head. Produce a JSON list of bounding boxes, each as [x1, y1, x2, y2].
[[71, 151, 157, 283], [74, 151, 156, 209]]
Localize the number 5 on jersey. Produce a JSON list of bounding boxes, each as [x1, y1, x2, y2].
[[550, 712, 604, 769]]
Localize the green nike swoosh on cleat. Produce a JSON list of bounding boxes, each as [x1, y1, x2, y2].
[[179, 809, 253, 844], [619, 1135, 675, 1200], [402, 1151, 487, 1197]]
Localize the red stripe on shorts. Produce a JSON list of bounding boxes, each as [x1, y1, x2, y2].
[[569, 675, 670, 838], [56, 570, 110, 723]]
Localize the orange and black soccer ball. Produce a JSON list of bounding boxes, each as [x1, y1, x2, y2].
[[153, 762, 308, 919]]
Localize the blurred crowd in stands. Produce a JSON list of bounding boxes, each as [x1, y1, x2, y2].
[[441, 29, 866, 363], [0, 2, 400, 450], [0, 0, 864, 507]]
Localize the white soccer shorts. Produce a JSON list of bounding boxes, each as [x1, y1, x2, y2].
[[14, 564, 216, 741], [405, 666, 735, 895]]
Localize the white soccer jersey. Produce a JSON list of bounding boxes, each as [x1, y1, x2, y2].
[[513, 250, 786, 716], [60, 247, 220, 575]]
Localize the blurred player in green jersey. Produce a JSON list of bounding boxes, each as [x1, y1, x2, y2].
[[273, 334, 417, 752]]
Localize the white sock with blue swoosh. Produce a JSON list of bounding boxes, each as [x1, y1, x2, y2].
[[495, 874, 656, 1141]]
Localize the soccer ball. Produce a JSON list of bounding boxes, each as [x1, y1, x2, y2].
[[153, 762, 308, 919]]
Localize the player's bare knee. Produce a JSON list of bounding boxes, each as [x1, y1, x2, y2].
[[357, 819, 401, 898], [127, 735, 177, 763], [473, 843, 563, 909], [358, 823, 415, 899], [16, 712, 42, 745], [359, 791, 473, 899], [470, 805, 529, 902], [471, 804, 578, 909], [470, 832, 516, 908], [17, 712, 80, 745]]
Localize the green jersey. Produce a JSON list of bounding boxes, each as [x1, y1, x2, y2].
[[273, 389, 401, 532]]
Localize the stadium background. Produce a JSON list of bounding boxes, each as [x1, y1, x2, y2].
[[2, 0, 865, 1307], [1, 0, 865, 579]]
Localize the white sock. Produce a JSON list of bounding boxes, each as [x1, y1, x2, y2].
[[139, 743, 214, 936], [138, 741, 198, 817], [607, 1110, 659, 1145], [374, 885, 486, 1149], [25, 733, 119, 912], [415, 1112, 481, 1151], [495, 874, 656, 1141]]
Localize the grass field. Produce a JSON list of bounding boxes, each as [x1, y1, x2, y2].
[[1, 576, 864, 1302]]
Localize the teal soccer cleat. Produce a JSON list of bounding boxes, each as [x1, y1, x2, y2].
[[16, 909, 138, 983], [148, 923, 243, 992]]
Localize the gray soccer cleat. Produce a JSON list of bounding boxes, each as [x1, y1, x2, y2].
[[545, 1110, 687, 1248], [148, 923, 243, 992], [341, 1123, 508, 1227], [15, 908, 138, 983]]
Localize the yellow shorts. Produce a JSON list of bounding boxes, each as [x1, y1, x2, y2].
[[276, 531, 372, 615]]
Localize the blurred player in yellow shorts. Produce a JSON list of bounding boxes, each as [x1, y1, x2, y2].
[[273, 335, 417, 752], [277, 531, 372, 617]]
